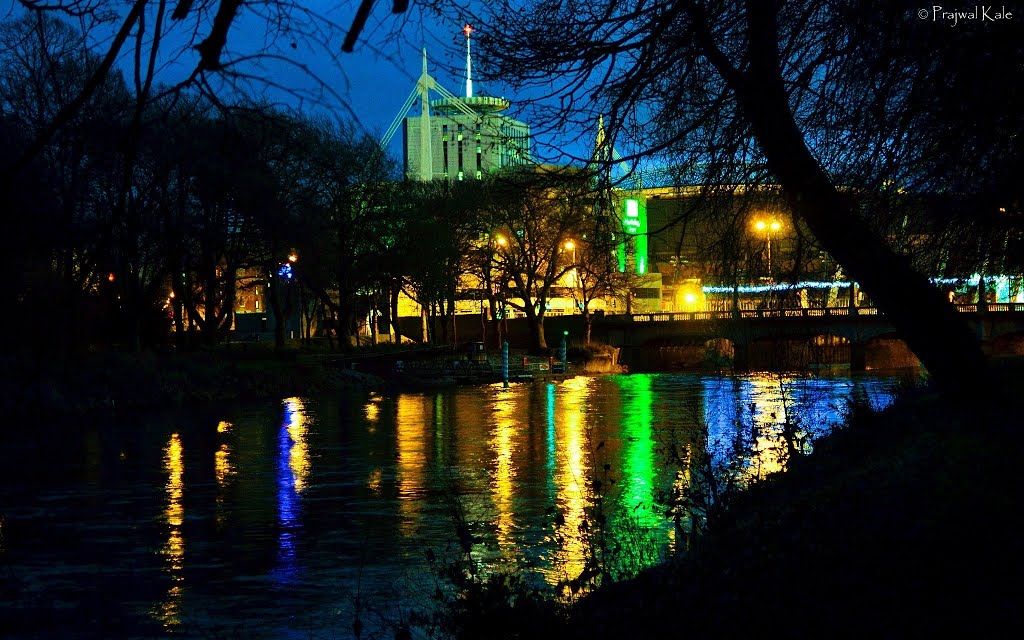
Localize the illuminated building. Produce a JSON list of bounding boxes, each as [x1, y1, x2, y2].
[[382, 27, 532, 182]]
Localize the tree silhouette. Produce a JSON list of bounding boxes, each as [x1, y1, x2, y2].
[[474, 0, 1023, 398]]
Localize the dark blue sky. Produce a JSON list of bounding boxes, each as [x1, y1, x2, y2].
[[0, 1, 591, 164]]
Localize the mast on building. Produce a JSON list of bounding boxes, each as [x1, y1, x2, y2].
[[464, 23, 474, 98]]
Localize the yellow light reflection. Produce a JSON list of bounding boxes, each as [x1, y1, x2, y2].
[[154, 433, 184, 628], [367, 467, 383, 495], [214, 443, 233, 486], [548, 376, 593, 587], [366, 392, 383, 429], [214, 439, 234, 529], [396, 394, 428, 536], [365, 402, 380, 423], [216, 420, 232, 433], [745, 375, 798, 480], [283, 398, 310, 493], [490, 391, 518, 555]]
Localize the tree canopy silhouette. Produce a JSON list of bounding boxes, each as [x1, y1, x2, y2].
[[473, 0, 1023, 399]]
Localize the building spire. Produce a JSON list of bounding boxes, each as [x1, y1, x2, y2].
[[463, 24, 474, 98], [594, 114, 609, 164]]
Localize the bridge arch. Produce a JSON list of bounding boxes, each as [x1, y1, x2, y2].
[[863, 334, 921, 370], [989, 331, 1024, 357], [745, 333, 852, 371], [626, 336, 740, 370], [808, 334, 851, 367]]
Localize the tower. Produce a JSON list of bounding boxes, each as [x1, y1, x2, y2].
[[381, 28, 532, 181], [589, 115, 648, 275]]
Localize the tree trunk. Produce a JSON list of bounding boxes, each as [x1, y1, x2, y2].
[[526, 312, 548, 353], [341, 307, 358, 346], [268, 275, 287, 349], [737, 3, 991, 400], [390, 286, 402, 344]]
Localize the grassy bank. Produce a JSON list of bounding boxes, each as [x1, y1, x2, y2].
[[567, 397, 1018, 637]]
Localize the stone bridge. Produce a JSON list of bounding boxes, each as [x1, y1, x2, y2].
[[588, 303, 1024, 371]]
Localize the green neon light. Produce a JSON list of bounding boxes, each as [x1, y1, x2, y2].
[[620, 198, 648, 275]]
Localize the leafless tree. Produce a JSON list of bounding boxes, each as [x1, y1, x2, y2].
[[471, 0, 1023, 398], [488, 168, 589, 351]]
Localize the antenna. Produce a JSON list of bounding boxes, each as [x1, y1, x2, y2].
[[463, 24, 474, 98]]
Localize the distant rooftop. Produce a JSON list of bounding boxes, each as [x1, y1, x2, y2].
[[430, 95, 511, 114]]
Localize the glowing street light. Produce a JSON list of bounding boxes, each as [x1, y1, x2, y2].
[[495, 235, 507, 247], [563, 239, 578, 294], [752, 218, 782, 281]]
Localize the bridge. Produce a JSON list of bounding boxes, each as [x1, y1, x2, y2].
[[585, 303, 1024, 371]]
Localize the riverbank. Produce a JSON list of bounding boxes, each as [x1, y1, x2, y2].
[[576, 398, 1017, 637], [1, 343, 620, 419], [0, 349, 383, 419]]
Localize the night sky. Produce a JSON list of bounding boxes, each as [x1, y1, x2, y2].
[[0, 1, 582, 165]]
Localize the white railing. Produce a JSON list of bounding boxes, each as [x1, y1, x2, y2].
[[624, 303, 1023, 323]]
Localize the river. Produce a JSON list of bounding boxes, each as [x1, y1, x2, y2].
[[0, 372, 906, 638]]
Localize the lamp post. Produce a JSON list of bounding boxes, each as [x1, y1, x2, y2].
[[493, 235, 508, 347], [560, 330, 568, 373], [564, 239, 578, 313], [280, 251, 301, 343], [753, 219, 782, 282]]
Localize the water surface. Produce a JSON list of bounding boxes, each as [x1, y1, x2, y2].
[[0, 373, 901, 638]]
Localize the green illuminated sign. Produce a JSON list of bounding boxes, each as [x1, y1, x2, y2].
[[618, 198, 648, 274]]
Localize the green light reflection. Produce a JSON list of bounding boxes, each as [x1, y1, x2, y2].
[[615, 374, 658, 529]]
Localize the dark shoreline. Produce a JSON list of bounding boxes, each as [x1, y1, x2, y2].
[[0, 350, 383, 420]]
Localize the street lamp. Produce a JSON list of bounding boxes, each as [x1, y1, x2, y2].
[[753, 218, 782, 281], [279, 251, 302, 342], [563, 239, 579, 310], [492, 235, 508, 346]]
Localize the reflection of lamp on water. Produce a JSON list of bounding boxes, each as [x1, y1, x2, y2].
[[752, 218, 782, 282]]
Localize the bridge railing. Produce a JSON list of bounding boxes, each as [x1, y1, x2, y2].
[[626, 303, 1023, 323]]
